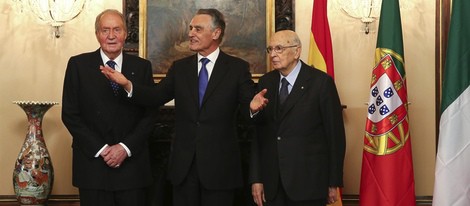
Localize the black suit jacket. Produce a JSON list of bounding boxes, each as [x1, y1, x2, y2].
[[131, 51, 255, 190], [62, 49, 157, 190], [249, 61, 346, 201]]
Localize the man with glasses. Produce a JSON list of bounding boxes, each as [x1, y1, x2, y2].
[[249, 30, 346, 206]]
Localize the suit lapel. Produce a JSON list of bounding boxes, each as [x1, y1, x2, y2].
[[116, 53, 140, 98], [278, 65, 311, 120], [121, 53, 135, 81], [91, 49, 115, 94], [92, 49, 119, 132], [262, 72, 281, 120], [186, 55, 200, 108]]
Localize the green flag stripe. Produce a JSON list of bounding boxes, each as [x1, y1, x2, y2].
[[441, 0, 470, 112], [376, 0, 405, 77]]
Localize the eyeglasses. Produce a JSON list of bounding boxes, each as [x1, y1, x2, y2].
[[266, 45, 298, 54]]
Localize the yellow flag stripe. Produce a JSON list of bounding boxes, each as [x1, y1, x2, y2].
[[308, 32, 328, 74]]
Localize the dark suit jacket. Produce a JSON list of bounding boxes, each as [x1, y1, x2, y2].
[[131, 51, 255, 190], [249, 61, 346, 201], [62, 49, 157, 190]]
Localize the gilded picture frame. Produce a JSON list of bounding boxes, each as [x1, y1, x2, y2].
[[138, 0, 275, 81]]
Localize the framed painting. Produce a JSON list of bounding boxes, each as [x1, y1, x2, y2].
[[138, 0, 275, 81], [123, 0, 139, 55]]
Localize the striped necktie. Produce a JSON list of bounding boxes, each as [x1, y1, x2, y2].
[[106, 60, 120, 96]]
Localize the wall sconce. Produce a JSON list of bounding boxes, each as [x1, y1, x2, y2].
[[12, 0, 86, 38], [338, 0, 381, 34]]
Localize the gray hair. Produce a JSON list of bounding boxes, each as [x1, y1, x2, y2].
[[196, 8, 226, 42], [95, 9, 127, 33]]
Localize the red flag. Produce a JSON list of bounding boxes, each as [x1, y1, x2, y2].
[[360, 55, 415, 206], [309, 1, 342, 205], [308, 0, 334, 78], [359, 1, 415, 205]]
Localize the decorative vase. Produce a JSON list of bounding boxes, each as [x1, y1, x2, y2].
[[12, 101, 58, 206]]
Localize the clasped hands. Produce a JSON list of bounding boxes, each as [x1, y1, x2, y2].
[[100, 144, 127, 169]]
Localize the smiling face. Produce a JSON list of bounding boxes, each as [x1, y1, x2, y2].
[[95, 11, 127, 60], [268, 30, 301, 76], [188, 14, 221, 57]]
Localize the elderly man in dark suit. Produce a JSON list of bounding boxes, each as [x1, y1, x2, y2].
[[62, 9, 157, 206], [101, 8, 255, 206], [249, 30, 346, 206]]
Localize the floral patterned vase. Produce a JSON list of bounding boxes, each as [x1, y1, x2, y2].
[[13, 101, 58, 205]]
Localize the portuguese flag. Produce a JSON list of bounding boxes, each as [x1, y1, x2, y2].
[[359, 0, 416, 205]]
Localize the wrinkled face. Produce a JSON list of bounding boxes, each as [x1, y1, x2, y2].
[[188, 14, 221, 56], [95, 12, 127, 59], [268, 32, 300, 75]]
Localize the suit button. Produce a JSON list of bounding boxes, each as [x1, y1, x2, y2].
[[277, 136, 281, 141], [196, 122, 200, 126]]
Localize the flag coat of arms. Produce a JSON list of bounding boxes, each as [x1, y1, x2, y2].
[[359, 0, 416, 205]]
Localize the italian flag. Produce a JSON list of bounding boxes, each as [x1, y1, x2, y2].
[[433, 0, 470, 205]]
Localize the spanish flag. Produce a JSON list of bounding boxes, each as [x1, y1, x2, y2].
[[308, 0, 334, 78], [309, 1, 342, 206]]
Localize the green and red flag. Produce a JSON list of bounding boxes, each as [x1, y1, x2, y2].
[[359, 0, 416, 205]]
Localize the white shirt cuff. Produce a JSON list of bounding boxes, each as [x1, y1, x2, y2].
[[119, 142, 132, 157], [95, 144, 109, 157], [125, 82, 133, 97], [250, 110, 259, 118]]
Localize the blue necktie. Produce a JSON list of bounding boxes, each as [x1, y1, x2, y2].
[[279, 77, 289, 105], [106, 60, 120, 96], [198, 58, 210, 107]]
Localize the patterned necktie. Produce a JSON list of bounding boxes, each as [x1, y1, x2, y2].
[[279, 77, 289, 105], [198, 58, 210, 107], [106, 60, 120, 96]]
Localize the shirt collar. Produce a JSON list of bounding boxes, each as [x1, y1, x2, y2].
[[198, 47, 220, 64], [280, 60, 301, 86], [100, 49, 123, 69]]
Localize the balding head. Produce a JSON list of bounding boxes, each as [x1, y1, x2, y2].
[[271, 30, 302, 49], [268, 30, 302, 76]]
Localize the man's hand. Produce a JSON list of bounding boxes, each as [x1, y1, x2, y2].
[[252, 183, 266, 206], [327, 187, 339, 204], [101, 144, 128, 168], [250, 89, 269, 113], [100, 65, 132, 92]]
